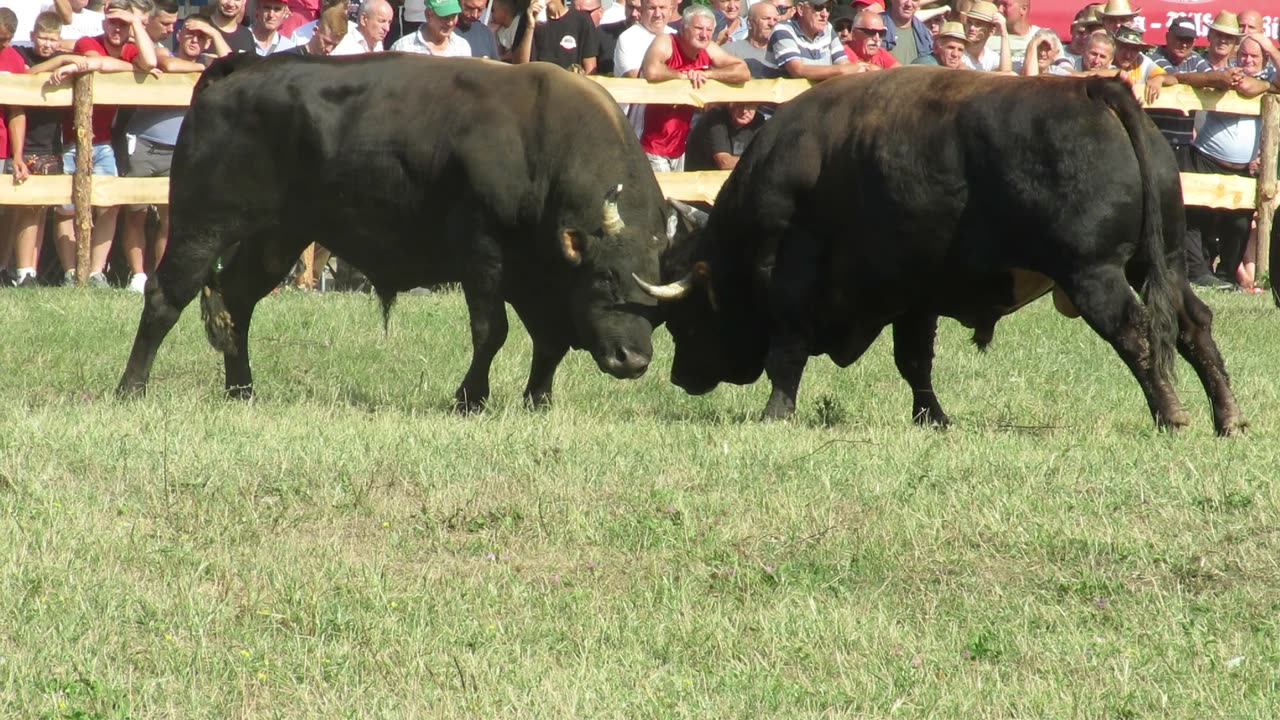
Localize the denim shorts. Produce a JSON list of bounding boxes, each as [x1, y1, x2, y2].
[[58, 143, 118, 212]]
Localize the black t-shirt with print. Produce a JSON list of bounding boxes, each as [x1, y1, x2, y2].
[[515, 9, 600, 69], [12, 46, 67, 156]]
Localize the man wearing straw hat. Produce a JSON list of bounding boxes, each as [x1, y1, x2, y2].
[[1062, 3, 1102, 68], [1095, 0, 1137, 36], [1110, 26, 1175, 104], [960, 0, 1010, 71], [910, 18, 964, 67]]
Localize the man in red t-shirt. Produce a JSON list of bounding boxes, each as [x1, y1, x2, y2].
[[843, 9, 897, 69], [0, 7, 29, 286], [31, 0, 157, 287], [638, 4, 748, 171]]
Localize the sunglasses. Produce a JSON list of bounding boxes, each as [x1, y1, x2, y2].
[[855, 26, 886, 36], [775, 3, 792, 10], [806, 3, 831, 11]]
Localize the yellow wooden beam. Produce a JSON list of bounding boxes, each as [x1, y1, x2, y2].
[[0, 72, 197, 107]]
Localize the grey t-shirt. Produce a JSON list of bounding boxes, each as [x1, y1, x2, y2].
[[723, 39, 768, 78]]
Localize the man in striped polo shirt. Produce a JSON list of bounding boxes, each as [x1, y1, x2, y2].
[[764, 0, 863, 79]]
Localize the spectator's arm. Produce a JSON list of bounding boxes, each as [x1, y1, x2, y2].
[[1248, 32, 1280, 72], [706, 116, 739, 170], [120, 7, 159, 71], [185, 18, 234, 57], [52, 0, 74, 24], [29, 54, 80, 73], [1233, 73, 1272, 98], [701, 42, 749, 84], [993, 12, 1011, 73], [159, 55, 207, 72], [513, 1, 542, 64], [1174, 70, 1232, 90], [7, 107, 29, 184], [581, 55, 597, 74], [782, 57, 858, 79], [640, 33, 678, 81], [1021, 34, 1048, 76]]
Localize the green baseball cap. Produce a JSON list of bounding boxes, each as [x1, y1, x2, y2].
[[428, 0, 462, 15]]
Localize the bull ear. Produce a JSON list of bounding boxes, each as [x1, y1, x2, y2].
[[560, 229, 585, 266]]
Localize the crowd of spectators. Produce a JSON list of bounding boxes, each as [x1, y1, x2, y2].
[[0, 0, 1276, 292]]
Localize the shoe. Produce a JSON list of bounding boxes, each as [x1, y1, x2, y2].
[[16, 273, 39, 288], [127, 272, 147, 293], [1190, 274, 1235, 290], [0, 269, 15, 288], [64, 270, 77, 287], [87, 272, 110, 289]]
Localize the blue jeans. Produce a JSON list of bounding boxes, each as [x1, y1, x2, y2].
[[59, 143, 118, 212]]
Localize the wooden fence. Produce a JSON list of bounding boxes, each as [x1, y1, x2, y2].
[[0, 72, 1275, 284]]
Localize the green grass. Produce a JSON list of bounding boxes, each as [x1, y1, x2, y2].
[[1, 286, 1278, 718]]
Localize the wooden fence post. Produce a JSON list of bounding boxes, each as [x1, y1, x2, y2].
[[72, 72, 94, 286]]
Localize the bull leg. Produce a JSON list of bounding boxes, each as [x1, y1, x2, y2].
[[523, 337, 569, 409], [217, 236, 301, 399], [117, 231, 221, 397], [892, 313, 949, 427], [455, 285, 508, 413], [762, 335, 809, 420], [1059, 269, 1190, 430], [1176, 287, 1247, 436]]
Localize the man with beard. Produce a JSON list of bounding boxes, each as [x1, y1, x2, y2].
[[843, 8, 895, 68], [514, 0, 599, 71], [454, 0, 498, 58]]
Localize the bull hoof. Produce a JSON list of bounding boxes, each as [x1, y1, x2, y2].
[[913, 408, 951, 428], [453, 389, 487, 414], [226, 384, 254, 401], [1215, 414, 1249, 437], [116, 380, 146, 399], [523, 391, 552, 410]]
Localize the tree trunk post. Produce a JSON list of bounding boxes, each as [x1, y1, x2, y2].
[[72, 72, 94, 286]]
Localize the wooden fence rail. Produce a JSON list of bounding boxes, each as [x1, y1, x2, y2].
[[0, 72, 1274, 283]]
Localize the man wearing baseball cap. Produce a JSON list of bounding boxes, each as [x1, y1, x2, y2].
[[390, 0, 472, 55], [910, 18, 964, 67], [1146, 17, 1210, 155]]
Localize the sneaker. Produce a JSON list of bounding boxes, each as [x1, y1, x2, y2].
[[64, 270, 77, 287], [15, 272, 38, 288], [127, 272, 147, 293], [87, 272, 110, 289], [0, 269, 16, 288]]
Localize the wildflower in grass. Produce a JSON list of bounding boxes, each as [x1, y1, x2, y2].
[[382, 521, 390, 528], [241, 650, 251, 658], [485, 552, 497, 562], [389, 601, 398, 609], [1093, 597, 1109, 609], [910, 657, 923, 668]]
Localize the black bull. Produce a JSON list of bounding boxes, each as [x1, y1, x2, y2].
[[640, 67, 1247, 435], [117, 55, 671, 410]]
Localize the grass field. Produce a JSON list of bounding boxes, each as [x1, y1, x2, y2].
[[0, 286, 1277, 718]]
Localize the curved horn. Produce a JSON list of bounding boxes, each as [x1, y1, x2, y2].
[[667, 198, 709, 229], [602, 184, 626, 236], [633, 271, 695, 301]]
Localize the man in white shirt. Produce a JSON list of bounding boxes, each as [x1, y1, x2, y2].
[[332, 0, 393, 54], [51, 0, 105, 44], [251, 0, 297, 55], [613, 0, 673, 77], [390, 0, 471, 55]]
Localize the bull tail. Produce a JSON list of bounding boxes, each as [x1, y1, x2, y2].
[[1090, 78, 1178, 388], [200, 284, 237, 355]]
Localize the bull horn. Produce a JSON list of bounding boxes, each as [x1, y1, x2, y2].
[[668, 198, 709, 229], [602, 184, 625, 236], [633, 271, 694, 300]]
